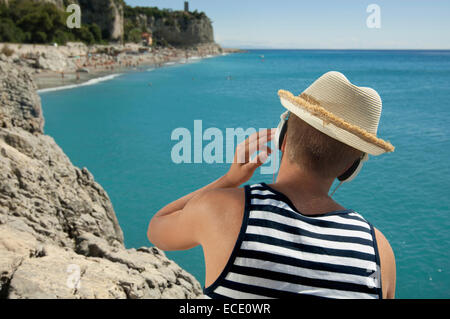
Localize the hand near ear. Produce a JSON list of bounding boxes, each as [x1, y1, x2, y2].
[[225, 129, 275, 187]]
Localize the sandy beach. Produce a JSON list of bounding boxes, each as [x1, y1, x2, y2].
[[1, 42, 241, 91]]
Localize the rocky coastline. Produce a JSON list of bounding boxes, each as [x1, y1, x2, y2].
[[1, 42, 239, 91], [0, 59, 205, 299]]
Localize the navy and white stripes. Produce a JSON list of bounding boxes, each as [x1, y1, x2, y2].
[[203, 183, 382, 299]]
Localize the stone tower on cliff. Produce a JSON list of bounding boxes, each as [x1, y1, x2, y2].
[[184, 1, 189, 12]]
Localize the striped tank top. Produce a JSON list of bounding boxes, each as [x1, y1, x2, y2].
[[203, 183, 382, 299]]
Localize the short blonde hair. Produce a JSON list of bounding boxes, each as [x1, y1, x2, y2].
[[285, 114, 363, 179]]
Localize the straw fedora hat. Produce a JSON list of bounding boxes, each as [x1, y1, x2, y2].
[[278, 71, 394, 156]]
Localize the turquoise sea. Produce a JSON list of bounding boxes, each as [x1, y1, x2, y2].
[[39, 50, 450, 299]]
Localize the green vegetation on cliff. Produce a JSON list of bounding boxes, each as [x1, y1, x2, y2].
[[123, 6, 213, 46], [0, 0, 214, 47], [0, 0, 105, 44]]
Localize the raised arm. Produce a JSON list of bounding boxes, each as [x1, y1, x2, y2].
[[147, 129, 274, 251]]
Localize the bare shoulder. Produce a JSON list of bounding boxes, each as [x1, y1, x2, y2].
[[199, 187, 245, 205], [190, 187, 246, 238], [374, 228, 396, 299], [196, 188, 247, 286], [191, 187, 245, 214]]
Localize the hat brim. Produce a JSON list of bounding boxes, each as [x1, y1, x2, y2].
[[278, 90, 395, 156]]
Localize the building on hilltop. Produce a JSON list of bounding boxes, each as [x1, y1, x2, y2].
[[184, 1, 189, 12]]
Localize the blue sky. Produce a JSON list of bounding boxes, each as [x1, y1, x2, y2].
[[125, 1, 450, 49]]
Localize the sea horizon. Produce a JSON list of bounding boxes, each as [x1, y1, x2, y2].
[[226, 47, 450, 51], [34, 48, 450, 95]]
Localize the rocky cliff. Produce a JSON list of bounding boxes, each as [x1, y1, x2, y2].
[[124, 7, 215, 47], [2, 0, 125, 42], [52, 0, 125, 41], [152, 16, 214, 47], [0, 59, 203, 299], [76, 0, 124, 42], [2, 0, 216, 47]]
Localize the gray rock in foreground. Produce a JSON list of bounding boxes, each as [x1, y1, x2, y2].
[[0, 61, 44, 134], [0, 227, 202, 299], [0, 60, 203, 299]]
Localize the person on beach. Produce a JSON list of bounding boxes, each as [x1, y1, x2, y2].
[[148, 71, 396, 299]]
